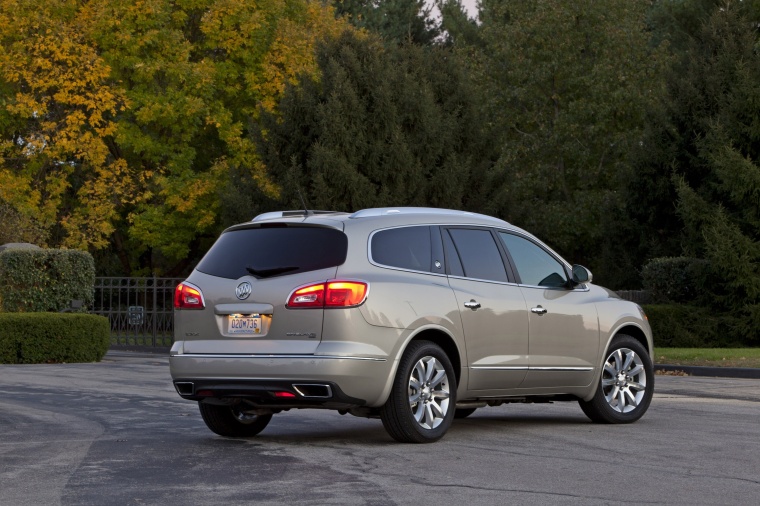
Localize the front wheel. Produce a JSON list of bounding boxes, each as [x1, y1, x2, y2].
[[198, 402, 273, 437], [380, 341, 457, 443], [579, 334, 654, 424]]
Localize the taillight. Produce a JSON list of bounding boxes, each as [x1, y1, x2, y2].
[[287, 280, 368, 308], [174, 282, 205, 310]]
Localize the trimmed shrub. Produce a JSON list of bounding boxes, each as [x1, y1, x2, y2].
[[0, 313, 109, 364], [641, 257, 710, 304], [644, 304, 743, 348], [0, 249, 95, 312]]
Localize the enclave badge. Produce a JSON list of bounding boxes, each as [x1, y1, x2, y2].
[[235, 282, 252, 300]]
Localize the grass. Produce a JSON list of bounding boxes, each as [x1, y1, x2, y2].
[[654, 348, 760, 368]]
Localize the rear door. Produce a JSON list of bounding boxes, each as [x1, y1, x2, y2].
[[177, 223, 347, 355], [443, 227, 530, 391]]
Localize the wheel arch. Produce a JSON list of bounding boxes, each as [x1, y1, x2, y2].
[[409, 328, 463, 387], [609, 324, 652, 357]]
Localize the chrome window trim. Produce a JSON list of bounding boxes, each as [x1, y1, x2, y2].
[[171, 353, 386, 362], [446, 274, 520, 286], [517, 283, 591, 293]]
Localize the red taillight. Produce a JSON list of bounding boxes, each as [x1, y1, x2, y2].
[[273, 391, 297, 398], [287, 283, 325, 308], [174, 282, 205, 310], [287, 280, 368, 308]]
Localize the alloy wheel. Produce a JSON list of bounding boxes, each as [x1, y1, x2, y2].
[[601, 348, 647, 414], [408, 356, 451, 429]]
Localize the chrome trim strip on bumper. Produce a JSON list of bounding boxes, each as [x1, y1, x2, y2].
[[471, 366, 592, 372], [171, 354, 387, 362]]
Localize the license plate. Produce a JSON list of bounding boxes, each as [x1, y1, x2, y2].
[[228, 314, 262, 335]]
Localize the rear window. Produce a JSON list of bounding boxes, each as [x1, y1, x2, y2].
[[196, 226, 348, 280]]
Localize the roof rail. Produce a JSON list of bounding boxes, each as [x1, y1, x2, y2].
[[349, 207, 507, 223], [251, 210, 345, 222]]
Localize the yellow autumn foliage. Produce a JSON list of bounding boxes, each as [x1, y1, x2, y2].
[[0, 0, 352, 272]]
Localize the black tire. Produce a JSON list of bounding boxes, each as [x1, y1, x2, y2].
[[380, 340, 457, 443], [579, 334, 654, 424], [454, 408, 477, 419], [198, 402, 273, 437]]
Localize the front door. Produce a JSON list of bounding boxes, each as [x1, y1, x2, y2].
[[497, 232, 599, 388]]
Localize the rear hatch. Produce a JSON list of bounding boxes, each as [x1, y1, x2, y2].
[[176, 223, 348, 355]]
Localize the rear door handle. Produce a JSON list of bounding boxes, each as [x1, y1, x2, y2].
[[531, 305, 548, 315], [464, 300, 481, 310]]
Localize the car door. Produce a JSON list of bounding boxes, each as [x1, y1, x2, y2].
[[442, 227, 530, 391], [497, 232, 599, 388]]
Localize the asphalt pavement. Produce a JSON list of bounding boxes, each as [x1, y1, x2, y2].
[[1, 351, 759, 505]]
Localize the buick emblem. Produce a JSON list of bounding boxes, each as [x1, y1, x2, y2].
[[235, 282, 252, 300]]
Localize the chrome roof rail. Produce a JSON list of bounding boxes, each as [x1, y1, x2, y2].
[[251, 210, 347, 222], [349, 207, 508, 223]]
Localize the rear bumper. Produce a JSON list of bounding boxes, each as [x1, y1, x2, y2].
[[169, 351, 394, 407]]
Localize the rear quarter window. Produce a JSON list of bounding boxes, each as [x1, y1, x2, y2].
[[371, 226, 433, 272], [196, 225, 348, 280]]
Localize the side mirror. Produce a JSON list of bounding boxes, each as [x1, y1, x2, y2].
[[571, 265, 592, 285]]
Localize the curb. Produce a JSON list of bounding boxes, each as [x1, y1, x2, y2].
[[656, 364, 760, 379]]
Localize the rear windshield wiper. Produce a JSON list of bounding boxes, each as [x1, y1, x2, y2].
[[245, 265, 299, 278]]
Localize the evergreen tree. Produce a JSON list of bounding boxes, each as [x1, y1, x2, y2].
[[469, 0, 666, 283], [255, 30, 487, 211], [667, 5, 760, 340], [334, 0, 439, 45]]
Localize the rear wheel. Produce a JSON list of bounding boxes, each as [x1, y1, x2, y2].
[[380, 341, 456, 443], [198, 402, 273, 437], [579, 335, 654, 424]]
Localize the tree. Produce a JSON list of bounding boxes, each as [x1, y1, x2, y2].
[[664, 5, 760, 340], [469, 0, 667, 284], [0, 0, 131, 251], [0, 0, 351, 275], [255, 30, 487, 211], [334, 0, 439, 44]]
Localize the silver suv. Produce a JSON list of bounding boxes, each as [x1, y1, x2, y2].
[[170, 208, 654, 443]]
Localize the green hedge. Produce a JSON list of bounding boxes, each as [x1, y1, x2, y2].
[[0, 313, 110, 364], [641, 257, 710, 304], [0, 249, 95, 312], [644, 304, 746, 348]]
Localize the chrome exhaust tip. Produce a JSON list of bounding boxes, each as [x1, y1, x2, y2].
[[174, 382, 195, 396], [292, 384, 333, 399]]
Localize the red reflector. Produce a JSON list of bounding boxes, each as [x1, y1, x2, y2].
[[273, 391, 296, 398], [287, 280, 368, 309], [174, 282, 205, 310], [195, 390, 214, 397]]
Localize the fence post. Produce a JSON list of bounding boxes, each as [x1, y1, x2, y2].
[[152, 276, 158, 347]]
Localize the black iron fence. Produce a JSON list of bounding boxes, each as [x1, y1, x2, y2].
[[91, 278, 650, 348], [93, 277, 183, 347], [615, 290, 651, 304]]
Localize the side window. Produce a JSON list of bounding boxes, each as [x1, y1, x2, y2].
[[371, 226, 432, 272], [499, 233, 568, 287], [447, 228, 508, 282]]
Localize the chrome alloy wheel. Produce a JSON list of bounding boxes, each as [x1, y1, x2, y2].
[[602, 348, 647, 413], [408, 356, 451, 429]]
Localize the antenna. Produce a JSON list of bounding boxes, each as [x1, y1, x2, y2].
[[296, 187, 313, 216]]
